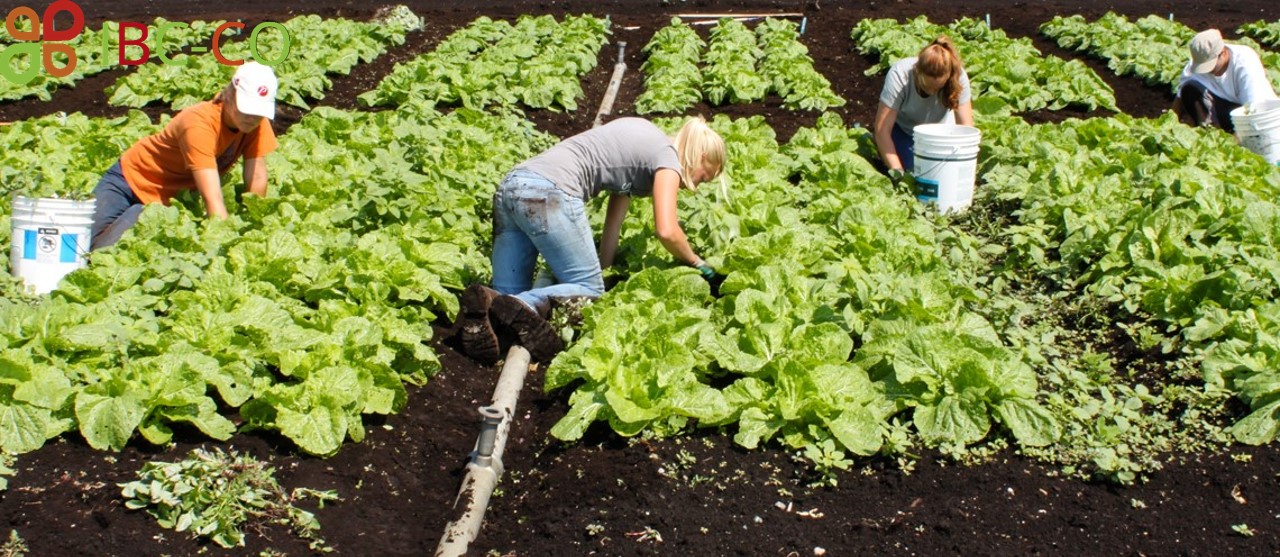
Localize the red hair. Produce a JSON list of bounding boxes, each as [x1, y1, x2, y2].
[[915, 36, 964, 110]]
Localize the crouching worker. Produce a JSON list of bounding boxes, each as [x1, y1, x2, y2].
[[873, 36, 973, 182], [90, 62, 279, 250], [457, 116, 726, 364], [1173, 29, 1278, 131]]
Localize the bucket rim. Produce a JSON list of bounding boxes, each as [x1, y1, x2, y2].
[[913, 123, 981, 138], [1230, 99, 1280, 119], [11, 195, 96, 208]]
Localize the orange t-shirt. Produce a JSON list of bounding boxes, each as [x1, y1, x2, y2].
[[121, 99, 278, 205]]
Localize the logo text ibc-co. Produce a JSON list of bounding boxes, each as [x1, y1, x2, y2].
[[1, 0, 290, 85]]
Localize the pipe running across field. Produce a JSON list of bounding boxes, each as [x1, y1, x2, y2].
[[592, 41, 629, 129], [436, 37, 631, 557], [435, 345, 531, 557]]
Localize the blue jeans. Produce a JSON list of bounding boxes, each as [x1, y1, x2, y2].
[[892, 124, 915, 171], [90, 161, 146, 251], [491, 170, 605, 309], [1178, 80, 1241, 132]]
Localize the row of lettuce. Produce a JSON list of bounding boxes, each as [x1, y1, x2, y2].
[[635, 17, 844, 113], [1042, 12, 1280, 94]]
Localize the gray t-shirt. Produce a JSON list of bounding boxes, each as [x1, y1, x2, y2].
[[517, 117, 683, 201], [879, 57, 972, 133]]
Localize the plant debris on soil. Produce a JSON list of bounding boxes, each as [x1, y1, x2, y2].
[[3, 1, 1280, 555]]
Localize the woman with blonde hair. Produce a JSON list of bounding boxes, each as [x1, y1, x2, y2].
[[873, 36, 973, 180], [457, 116, 726, 364]]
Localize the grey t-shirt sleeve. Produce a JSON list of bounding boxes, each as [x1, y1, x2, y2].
[[879, 57, 913, 110]]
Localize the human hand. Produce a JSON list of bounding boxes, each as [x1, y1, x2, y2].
[[887, 168, 905, 184], [697, 263, 717, 280]]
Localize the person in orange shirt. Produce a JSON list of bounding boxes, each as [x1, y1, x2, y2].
[[89, 62, 280, 250]]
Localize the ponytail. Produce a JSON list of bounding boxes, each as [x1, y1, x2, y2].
[[671, 116, 726, 191], [915, 36, 964, 110]]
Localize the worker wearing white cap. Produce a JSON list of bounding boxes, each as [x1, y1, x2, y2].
[[90, 62, 280, 250], [1173, 29, 1278, 131]]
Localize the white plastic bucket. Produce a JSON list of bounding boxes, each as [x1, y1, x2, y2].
[[1230, 99, 1280, 166], [9, 196, 95, 295], [912, 124, 981, 214]]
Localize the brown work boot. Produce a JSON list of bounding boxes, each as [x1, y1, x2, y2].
[[490, 295, 564, 363], [457, 284, 501, 364]]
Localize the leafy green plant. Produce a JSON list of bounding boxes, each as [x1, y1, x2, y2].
[[702, 18, 768, 105], [979, 111, 1280, 447], [0, 530, 26, 557], [755, 18, 845, 110], [637, 17, 842, 113], [1239, 20, 1280, 47], [801, 439, 852, 487], [634, 18, 704, 113], [0, 453, 14, 492], [361, 14, 609, 111], [120, 448, 338, 550]]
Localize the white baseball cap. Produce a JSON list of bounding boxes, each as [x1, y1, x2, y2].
[[231, 62, 278, 120], [1190, 29, 1225, 74]]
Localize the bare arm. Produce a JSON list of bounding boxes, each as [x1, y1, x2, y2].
[[955, 101, 974, 127], [873, 102, 904, 172], [598, 193, 631, 268], [193, 168, 228, 218], [243, 157, 268, 198], [651, 168, 702, 266]]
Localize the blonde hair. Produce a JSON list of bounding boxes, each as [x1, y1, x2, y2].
[[671, 116, 725, 191], [915, 36, 965, 110]]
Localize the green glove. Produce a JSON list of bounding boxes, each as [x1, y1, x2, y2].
[[697, 264, 716, 280], [887, 168, 905, 184]]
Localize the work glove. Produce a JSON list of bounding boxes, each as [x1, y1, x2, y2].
[[697, 263, 717, 280], [887, 168, 905, 185]]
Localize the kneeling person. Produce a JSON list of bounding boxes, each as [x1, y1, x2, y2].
[[91, 62, 280, 250], [1174, 29, 1278, 131]]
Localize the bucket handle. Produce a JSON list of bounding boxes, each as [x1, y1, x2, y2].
[[913, 158, 947, 181], [919, 142, 966, 157]]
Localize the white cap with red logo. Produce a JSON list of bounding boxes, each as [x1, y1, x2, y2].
[[231, 62, 278, 120]]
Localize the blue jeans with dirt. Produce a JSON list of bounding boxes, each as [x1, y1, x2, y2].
[[491, 169, 605, 310], [90, 161, 146, 251]]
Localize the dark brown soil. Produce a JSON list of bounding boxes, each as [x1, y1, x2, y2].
[[3, 1, 1280, 556]]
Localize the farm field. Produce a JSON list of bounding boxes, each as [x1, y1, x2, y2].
[[3, 0, 1280, 556]]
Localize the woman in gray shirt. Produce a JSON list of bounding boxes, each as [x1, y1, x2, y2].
[[457, 116, 726, 364], [873, 36, 973, 178]]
